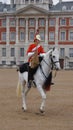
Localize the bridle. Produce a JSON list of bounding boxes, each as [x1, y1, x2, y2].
[[39, 50, 59, 79]]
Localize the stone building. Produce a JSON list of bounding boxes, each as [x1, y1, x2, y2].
[[0, 0, 73, 69]]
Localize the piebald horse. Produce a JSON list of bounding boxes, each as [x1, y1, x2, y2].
[[17, 48, 60, 113]]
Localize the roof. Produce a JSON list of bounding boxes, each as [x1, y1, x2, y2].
[[0, 2, 16, 12], [50, 1, 73, 11]]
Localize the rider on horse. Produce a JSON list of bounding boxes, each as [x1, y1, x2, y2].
[[27, 30, 45, 88]]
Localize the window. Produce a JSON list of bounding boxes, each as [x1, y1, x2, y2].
[[49, 32, 55, 41], [69, 48, 73, 57], [29, 30, 35, 41], [2, 48, 6, 57], [25, 0, 29, 3], [1, 32, 6, 41], [19, 18, 25, 26], [11, 48, 15, 57], [60, 31, 66, 41], [69, 62, 73, 68], [69, 18, 73, 25], [36, 0, 40, 2], [39, 18, 45, 27], [40, 30, 45, 41], [69, 31, 73, 41], [2, 61, 6, 65], [60, 19, 66, 26], [20, 48, 24, 57], [49, 19, 55, 26], [30, 0, 34, 2], [2, 19, 6, 27], [20, 30, 25, 41], [10, 18, 16, 26], [62, 6, 66, 11], [71, 6, 73, 10], [29, 18, 35, 27], [10, 32, 16, 41], [60, 48, 65, 58]]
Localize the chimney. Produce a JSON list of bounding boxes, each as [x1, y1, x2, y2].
[[59, 0, 62, 4], [10, 0, 14, 8]]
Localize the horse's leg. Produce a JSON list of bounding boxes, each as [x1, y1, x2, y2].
[[21, 81, 27, 111], [37, 85, 46, 113]]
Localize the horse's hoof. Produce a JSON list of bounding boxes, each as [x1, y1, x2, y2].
[[22, 107, 27, 112], [39, 109, 45, 114]]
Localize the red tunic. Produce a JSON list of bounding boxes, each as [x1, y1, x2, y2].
[[27, 43, 45, 62]]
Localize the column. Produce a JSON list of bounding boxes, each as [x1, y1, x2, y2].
[[25, 18, 28, 43], [45, 17, 49, 51], [6, 17, 10, 65], [15, 17, 19, 65], [35, 17, 38, 31], [55, 16, 59, 47]]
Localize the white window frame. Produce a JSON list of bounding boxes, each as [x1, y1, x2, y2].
[[49, 31, 55, 41], [69, 18, 73, 26], [20, 48, 24, 57], [2, 48, 6, 57], [49, 19, 55, 26], [1, 32, 6, 41], [60, 48, 65, 58], [60, 30, 66, 41], [11, 48, 15, 57], [10, 32, 16, 41], [39, 30, 45, 41], [39, 18, 45, 27], [29, 30, 35, 41], [19, 18, 25, 27], [69, 48, 73, 57], [20, 30, 25, 41], [60, 19, 66, 26], [10, 18, 16, 27], [2, 19, 6, 27], [69, 30, 73, 41], [29, 18, 35, 27]]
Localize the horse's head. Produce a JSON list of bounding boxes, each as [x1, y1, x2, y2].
[[50, 48, 60, 70]]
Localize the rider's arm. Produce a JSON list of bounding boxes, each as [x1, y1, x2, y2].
[[27, 52, 35, 58]]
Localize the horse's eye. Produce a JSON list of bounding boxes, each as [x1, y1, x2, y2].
[[53, 56, 55, 59]]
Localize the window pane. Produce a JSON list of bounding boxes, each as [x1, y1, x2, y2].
[[11, 48, 15, 57], [69, 19, 73, 25], [29, 18, 35, 27], [20, 31, 25, 41], [29, 30, 35, 41], [1, 32, 6, 41], [60, 19, 66, 26], [49, 19, 55, 26], [10, 18, 16, 26], [19, 18, 25, 26], [40, 30, 45, 41], [60, 31, 66, 41], [39, 18, 45, 26], [2, 19, 6, 27], [60, 48, 65, 58], [69, 31, 73, 40], [10, 32, 16, 41], [2, 48, 6, 57], [49, 32, 54, 41], [69, 48, 73, 57], [2, 61, 6, 65], [20, 48, 24, 57]]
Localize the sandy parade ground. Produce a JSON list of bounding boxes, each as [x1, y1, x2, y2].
[[0, 68, 73, 130]]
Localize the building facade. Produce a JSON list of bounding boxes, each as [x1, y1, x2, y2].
[[0, 0, 73, 69]]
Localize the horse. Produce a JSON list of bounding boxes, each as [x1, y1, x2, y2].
[[17, 48, 60, 113]]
